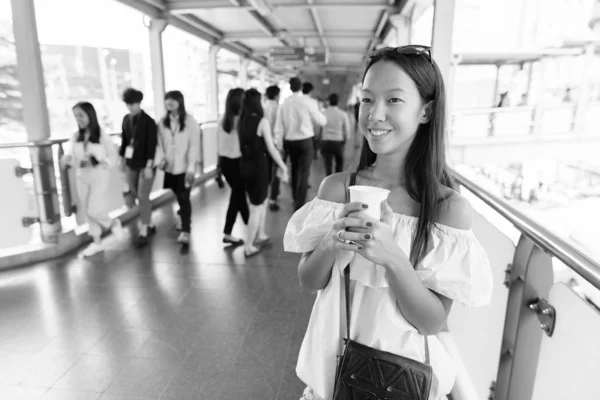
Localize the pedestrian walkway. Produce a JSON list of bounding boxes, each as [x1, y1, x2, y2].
[[0, 141, 362, 399]]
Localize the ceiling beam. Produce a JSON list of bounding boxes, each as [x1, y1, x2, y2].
[[223, 30, 374, 40], [114, 0, 268, 65], [306, 0, 329, 62], [167, 0, 396, 13]]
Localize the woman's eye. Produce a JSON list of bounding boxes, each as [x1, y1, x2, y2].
[[361, 98, 372, 104], [389, 98, 403, 103]]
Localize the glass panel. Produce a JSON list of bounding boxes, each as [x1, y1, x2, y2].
[[0, 0, 26, 144], [201, 122, 218, 173], [446, 208, 515, 399], [163, 25, 210, 122], [531, 283, 600, 400], [217, 49, 240, 117], [0, 158, 34, 249], [34, 0, 153, 138]]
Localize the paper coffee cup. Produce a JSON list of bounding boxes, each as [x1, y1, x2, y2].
[[348, 185, 390, 220]]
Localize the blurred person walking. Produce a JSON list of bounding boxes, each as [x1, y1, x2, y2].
[[155, 91, 200, 246], [320, 93, 350, 176], [119, 88, 157, 247], [264, 85, 283, 211], [217, 88, 249, 246], [238, 89, 288, 257], [61, 102, 125, 257]]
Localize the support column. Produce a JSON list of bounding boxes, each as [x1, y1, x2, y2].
[[258, 67, 267, 93], [239, 58, 250, 88], [573, 43, 595, 134], [431, 0, 456, 115], [532, 59, 547, 137], [148, 18, 167, 119], [388, 14, 411, 46], [11, 0, 61, 242], [208, 44, 220, 120]]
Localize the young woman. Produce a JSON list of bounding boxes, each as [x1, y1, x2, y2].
[[284, 46, 494, 400], [61, 102, 125, 257], [217, 88, 249, 245], [238, 89, 288, 257], [155, 90, 199, 245]]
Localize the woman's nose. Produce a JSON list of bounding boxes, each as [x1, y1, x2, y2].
[[369, 100, 386, 122]]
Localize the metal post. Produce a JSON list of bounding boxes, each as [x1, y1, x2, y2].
[[532, 59, 546, 137], [208, 44, 220, 119], [149, 18, 167, 119], [258, 67, 267, 93], [573, 44, 595, 134], [494, 235, 554, 400], [11, 0, 62, 243], [431, 0, 456, 96]]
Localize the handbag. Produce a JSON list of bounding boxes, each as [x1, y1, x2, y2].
[[332, 265, 432, 400]]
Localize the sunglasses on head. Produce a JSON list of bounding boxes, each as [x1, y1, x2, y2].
[[368, 45, 433, 64]]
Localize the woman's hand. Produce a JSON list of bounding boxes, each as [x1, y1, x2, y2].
[[343, 201, 407, 267], [60, 155, 73, 169], [278, 166, 289, 184], [321, 201, 372, 253], [143, 166, 154, 180]]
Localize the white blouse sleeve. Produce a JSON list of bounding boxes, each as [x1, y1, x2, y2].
[[415, 227, 493, 307], [283, 198, 342, 253]]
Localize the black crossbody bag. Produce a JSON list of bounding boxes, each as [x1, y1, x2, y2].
[[333, 172, 432, 400]]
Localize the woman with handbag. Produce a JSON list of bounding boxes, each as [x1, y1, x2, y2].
[[284, 46, 494, 400]]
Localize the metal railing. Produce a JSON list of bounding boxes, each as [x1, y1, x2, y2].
[[0, 121, 220, 251], [454, 172, 600, 289]]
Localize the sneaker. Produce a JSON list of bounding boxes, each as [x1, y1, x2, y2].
[[223, 235, 244, 246], [111, 219, 126, 240], [81, 242, 104, 257], [177, 232, 190, 245]]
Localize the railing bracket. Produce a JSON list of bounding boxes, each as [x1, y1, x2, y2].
[[528, 298, 556, 336], [503, 263, 512, 288], [15, 166, 33, 177], [22, 217, 40, 227]]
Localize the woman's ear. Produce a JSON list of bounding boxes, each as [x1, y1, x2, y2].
[[419, 101, 433, 124]]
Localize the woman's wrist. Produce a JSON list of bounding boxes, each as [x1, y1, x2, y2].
[[382, 245, 412, 273]]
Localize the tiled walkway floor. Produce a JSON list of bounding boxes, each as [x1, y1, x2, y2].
[[0, 147, 349, 399]]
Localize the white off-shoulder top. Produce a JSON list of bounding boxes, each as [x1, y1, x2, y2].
[[283, 198, 493, 400]]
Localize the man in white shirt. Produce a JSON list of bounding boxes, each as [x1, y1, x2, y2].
[[274, 77, 326, 210], [263, 85, 282, 211]]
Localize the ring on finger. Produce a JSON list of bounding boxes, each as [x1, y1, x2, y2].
[[337, 230, 345, 241]]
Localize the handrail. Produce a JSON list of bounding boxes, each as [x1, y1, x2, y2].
[[453, 170, 600, 290], [0, 138, 69, 149]]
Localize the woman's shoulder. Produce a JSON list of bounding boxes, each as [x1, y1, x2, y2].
[[436, 188, 473, 230], [317, 172, 354, 204]]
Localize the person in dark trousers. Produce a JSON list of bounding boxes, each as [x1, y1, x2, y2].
[[274, 77, 326, 210], [118, 88, 157, 246], [263, 85, 282, 211], [217, 88, 248, 246], [302, 82, 321, 160], [155, 91, 200, 246], [320, 93, 350, 176]]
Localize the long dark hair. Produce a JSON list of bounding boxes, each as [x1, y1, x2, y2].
[[73, 102, 101, 143], [357, 48, 455, 268], [222, 88, 244, 133], [238, 89, 264, 132], [163, 90, 187, 131]]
